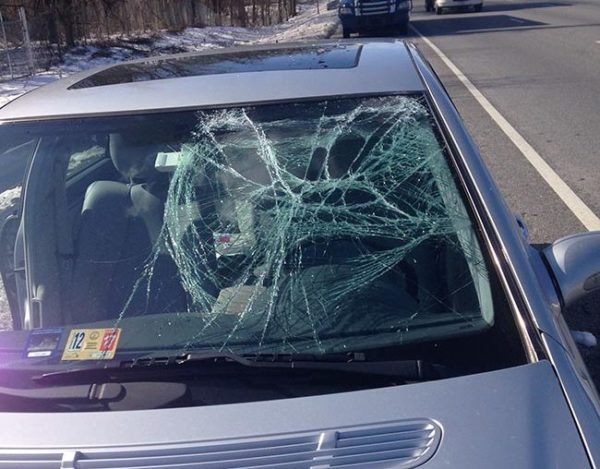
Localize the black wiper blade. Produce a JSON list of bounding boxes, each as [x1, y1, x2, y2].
[[196, 352, 449, 380], [33, 351, 348, 385], [33, 356, 181, 385], [34, 351, 453, 385]]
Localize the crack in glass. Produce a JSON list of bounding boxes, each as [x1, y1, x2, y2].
[[117, 95, 493, 354]]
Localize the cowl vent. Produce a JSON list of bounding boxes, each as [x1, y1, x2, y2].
[[0, 419, 441, 469]]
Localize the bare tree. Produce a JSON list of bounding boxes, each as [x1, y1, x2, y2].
[[1, 0, 299, 51]]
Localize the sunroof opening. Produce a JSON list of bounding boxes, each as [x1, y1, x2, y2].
[[69, 44, 363, 90]]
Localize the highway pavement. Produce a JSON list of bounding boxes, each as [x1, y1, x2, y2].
[[407, 0, 600, 245]]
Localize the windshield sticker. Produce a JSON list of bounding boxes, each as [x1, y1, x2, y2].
[[61, 328, 121, 361], [24, 328, 63, 358]]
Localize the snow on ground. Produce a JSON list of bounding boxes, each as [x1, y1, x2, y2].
[[0, 3, 338, 108], [154, 2, 338, 50]]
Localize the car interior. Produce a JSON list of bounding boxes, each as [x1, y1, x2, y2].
[[0, 98, 530, 377]]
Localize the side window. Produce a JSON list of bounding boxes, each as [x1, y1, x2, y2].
[[63, 137, 115, 223], [66, 143, 107, 179], [0, 137, 36, 331]]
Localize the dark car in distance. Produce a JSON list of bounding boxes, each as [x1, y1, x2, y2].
[[338, 0, 412, 37]]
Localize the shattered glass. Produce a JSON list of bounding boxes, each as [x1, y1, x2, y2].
[[120, 95, 494, 353]]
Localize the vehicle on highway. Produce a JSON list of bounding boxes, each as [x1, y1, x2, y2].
[[0, 40, 598, 467], [425, 0, 482, 14], [338, 0, 412, 37]]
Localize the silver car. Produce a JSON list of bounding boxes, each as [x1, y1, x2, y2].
[[0, 40, 598, 468]]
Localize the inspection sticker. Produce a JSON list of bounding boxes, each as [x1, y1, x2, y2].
[[24, 328, 63, 358], [61, 328, 121, 361]]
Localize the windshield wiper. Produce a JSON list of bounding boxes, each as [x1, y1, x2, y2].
[[33, 351, 454, 385], [212, 352, 451, 378]]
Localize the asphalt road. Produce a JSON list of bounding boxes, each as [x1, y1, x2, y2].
[[407, 0, 600, 245]]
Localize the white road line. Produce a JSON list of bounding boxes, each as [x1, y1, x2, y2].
[[410, 24, 600, 231]]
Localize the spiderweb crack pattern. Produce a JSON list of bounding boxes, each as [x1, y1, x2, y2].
[[121, 96, 492, 353]]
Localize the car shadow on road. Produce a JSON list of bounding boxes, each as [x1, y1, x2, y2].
[[410, 13, 600, 37], [479, 1, 572, 13], [412, 0, 570, 15], [411, 14, 546, 36]]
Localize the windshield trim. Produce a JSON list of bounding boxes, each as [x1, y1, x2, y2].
[[419, 79, 541, 364]]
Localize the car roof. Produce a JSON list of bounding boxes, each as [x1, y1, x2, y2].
[[0, 40, 424, 122]]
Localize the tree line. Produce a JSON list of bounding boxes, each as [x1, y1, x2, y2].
[[0, 0, 299, 47]]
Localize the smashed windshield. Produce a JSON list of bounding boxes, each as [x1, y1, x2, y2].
[[0, 95, 495, 358]]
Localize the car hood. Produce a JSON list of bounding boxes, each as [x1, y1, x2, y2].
[[0, 360, 589, 468]]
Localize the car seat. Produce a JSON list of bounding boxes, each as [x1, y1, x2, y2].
[[290, 135, 423, 301], [68, 132, 188, 324]]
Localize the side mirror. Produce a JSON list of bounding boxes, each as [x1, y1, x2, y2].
[[543, 231, 600, 308]]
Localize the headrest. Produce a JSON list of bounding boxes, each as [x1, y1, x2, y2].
[[109, 132, 169, 181], [328, 135, 365, 178], [306, 135, 366, 180]]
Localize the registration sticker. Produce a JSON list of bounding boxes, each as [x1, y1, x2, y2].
[[24, 328, 63, 358], [61, 328, 121, 361]]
